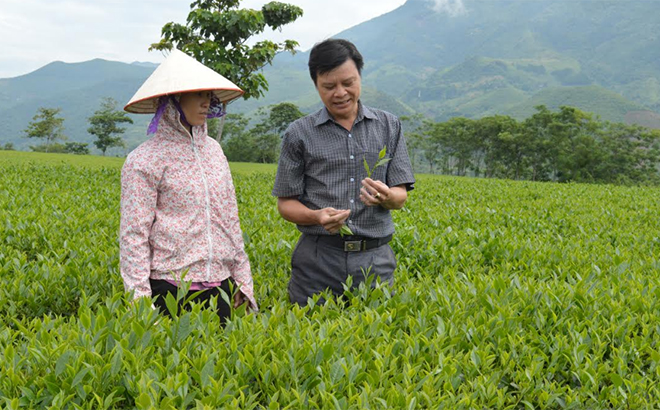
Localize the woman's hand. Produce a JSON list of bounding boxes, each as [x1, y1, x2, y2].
[[233, 290, 250, 310]]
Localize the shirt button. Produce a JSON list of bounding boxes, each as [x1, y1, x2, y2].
[[350, 177, 355, 182], [350, 199, 354, 203], [350, 155, 354, 160], [348, 133, 352, 138], [349, 220, 353, 224]]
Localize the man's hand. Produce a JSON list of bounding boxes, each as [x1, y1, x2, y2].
[[360, 178, 407, 209], [315, 208, 351, 234]]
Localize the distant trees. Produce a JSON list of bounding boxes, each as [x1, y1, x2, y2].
[[63, 142, 90, 155], [28, 142, 89, 155], [87, 98, 134, 156], [405, 105, 660, 185], [221, 102, 304, 163], [14, 99, 660, 185], [23, 107, 67, 152]]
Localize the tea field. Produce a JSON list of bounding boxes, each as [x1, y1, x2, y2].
[[1, 151, 660, 409]]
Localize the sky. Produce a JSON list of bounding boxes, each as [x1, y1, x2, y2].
[[0, 0, 413, 79]]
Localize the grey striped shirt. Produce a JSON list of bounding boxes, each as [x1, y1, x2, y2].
[[272, 102, 415, 238]]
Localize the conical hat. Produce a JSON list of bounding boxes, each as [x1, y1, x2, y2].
[[124, 49, 243, 114]]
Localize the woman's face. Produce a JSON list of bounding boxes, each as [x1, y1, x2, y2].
[[179, 91, 213, 126]]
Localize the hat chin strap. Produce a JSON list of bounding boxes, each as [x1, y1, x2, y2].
[[170, 96, 192, 132]]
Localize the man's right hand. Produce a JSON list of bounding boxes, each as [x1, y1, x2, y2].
[[276, 198, 350, 234], [315, 208, 351, 234]]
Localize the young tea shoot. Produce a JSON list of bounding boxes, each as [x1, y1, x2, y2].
[[364, 146, 391, 179]]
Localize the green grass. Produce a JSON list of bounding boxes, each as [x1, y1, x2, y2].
[[1, 152, 660, 408], [0, 151, 277, 175], [0, 150, 125, 168]]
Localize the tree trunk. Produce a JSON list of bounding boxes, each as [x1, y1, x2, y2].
[[214, 103, 228, 143]]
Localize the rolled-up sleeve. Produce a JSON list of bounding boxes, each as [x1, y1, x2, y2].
[[387, 119, 416, 190], [272, 128, 305, 198], [120, 156, 158, 300]]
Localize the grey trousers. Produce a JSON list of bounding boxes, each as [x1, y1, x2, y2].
[[288, 234, 397, 306]]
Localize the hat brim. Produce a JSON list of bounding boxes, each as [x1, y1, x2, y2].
[[124, 49, 244, 114], [124, 88, 243, 114]]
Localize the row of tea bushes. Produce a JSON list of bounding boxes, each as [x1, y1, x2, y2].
[[1, 153, 660, 408]]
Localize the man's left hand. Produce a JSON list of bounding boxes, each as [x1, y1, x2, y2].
[[360, 178, 408, 210]]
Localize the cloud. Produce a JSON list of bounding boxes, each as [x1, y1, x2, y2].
[[429, 0, 467, 16], [0, 0, 407, 78]]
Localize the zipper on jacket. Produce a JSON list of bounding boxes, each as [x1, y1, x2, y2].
[[189, 129, 214, 281]]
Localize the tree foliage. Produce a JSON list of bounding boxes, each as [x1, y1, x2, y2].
[[150, 0, 303, 101], [406, 105, 660, 185], [221, 102, 304, 163], [23, 107, 66, 152], [87, 98, 134, 156]]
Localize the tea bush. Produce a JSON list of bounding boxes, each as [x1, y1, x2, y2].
[[1, 152, 659, 409]]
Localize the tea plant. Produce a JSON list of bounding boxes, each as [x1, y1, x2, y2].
[[363, 146, 391, 179], [1, 151, 660, 408]]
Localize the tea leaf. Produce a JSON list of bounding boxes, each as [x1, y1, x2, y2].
[[339, 224, 353, 237], [378, 146, 387, 160]]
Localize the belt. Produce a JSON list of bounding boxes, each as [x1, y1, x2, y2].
[[315, 234, 393, 252]]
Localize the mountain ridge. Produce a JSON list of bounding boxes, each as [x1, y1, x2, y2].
[[1, 0, 658, 152]]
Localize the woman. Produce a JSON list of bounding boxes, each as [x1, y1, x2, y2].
[[120, 49, 257, 319]]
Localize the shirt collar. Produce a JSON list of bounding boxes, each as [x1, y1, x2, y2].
[[314, 100, 377, 127]]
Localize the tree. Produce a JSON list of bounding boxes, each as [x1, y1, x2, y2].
[[64, 142, 90, 155], [23, 107, 66, 152], [401, 113, 426, 172], [252, 102, 304, 136], [87, 98, 134, 156], [263, 102, 305, 135], [220, 113, 257, 162], [150, 0, 303, 101]]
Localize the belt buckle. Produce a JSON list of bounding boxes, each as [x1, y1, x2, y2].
[[344, 240, 363, 252]]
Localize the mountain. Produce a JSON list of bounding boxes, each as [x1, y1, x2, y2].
[[0, 60, 155, 152], [1, 0, 659, 152], [233, 0, 660, 122]]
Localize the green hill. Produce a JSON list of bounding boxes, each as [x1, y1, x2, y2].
[[1, 0, 659, 151], [503, 85, 646, 122]]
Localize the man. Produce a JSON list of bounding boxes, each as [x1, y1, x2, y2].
[[272, 39, 415, 305]]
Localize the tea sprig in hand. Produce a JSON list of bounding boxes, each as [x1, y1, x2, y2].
[[363, 146, 391, 178], [339, 224, 353, 237]]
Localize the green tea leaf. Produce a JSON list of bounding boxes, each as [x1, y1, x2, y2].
[[375, 158, 391, 169], [55, 351, 72, 376], [71, 367, 90, 387], [339, 225, 353, 237], [378, 146, 387, 160]]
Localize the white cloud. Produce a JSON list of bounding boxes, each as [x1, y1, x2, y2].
[[429, 0, 467, 16]]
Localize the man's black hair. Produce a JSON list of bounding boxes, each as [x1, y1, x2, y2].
[[308, 39, 364, 84]]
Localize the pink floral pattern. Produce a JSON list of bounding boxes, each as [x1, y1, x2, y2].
[[120, 100, 257, 310]]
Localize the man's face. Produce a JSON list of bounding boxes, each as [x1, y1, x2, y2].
[[315, 59, 361, 121]]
